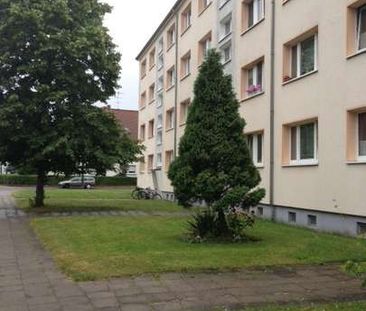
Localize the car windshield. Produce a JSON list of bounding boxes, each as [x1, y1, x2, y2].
[[70, 177, 81, 182]]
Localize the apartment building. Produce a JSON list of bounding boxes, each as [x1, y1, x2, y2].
[[136, 0, 366, 236]]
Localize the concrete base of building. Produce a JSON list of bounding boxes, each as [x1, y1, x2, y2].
[[160, 191, 366, 237], [256, 204, 366, 237]]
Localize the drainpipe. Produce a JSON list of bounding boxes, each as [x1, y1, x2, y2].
[[173, 12, 179, 159], [269, 0, 276, 221]]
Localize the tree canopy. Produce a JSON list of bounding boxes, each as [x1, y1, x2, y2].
[[0, 0, 140, 206]]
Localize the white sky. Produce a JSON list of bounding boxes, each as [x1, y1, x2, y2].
[[103, 0, 176, 111]]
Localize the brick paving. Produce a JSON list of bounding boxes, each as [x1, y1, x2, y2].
[[1, 186, 366, 310]]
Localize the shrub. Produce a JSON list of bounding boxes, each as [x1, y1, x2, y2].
[[0, 175, 136, 186], [188, 207, 255, 242]]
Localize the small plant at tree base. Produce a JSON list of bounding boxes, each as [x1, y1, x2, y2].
[[169, 50, 265, 242]]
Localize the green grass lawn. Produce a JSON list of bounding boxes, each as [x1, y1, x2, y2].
[[14, 188, 182, 213], [31, 216, 366, 281]]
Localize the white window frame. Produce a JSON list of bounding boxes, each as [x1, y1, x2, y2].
[[221, 43, 232, 64], [157, 93, 163, 108], [158, 38, 164, 55], [290, 122, 318, 166], [248, 133, 264, 167], [157, 54, 164, 70], [220, 15, 232, 41], [248, 0, 264, 28], [247, 61, 263, 97], [182, 55, 191, 77], [357, 112, 366, 161], [157, 114, 163, 129], [156, 153, 162, 168], [357, 5, 366, 52], [157, 76, 164, 92], [182, 7, 192, 31], [167, 67, 176, 88], [156, 131, 163, 146], [291, 34, 318, 78]]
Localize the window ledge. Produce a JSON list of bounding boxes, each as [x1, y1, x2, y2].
[[148, 99, 155, 105], [157, 65, 163, 72], [282, 70, 318, 86], [222, 59, 232, 66], [282, 0, 291, 5], [282, 161, 319, 168], [346, 160, 366, 165], [219, 0, 230, 10], [140, 74, 146, 80], [149, 64, 155, 71], [179, 122, 186, 127], [198, 2, 212, 17], [167, 43, 175, 53], [166, 85, 175, 92], [240, 91, 265, 103], [241, 18, 265, 37], [166, 127, 174, 133], [218, 32, 232, 44], [255, 164, 264, 169], [180, 73, 191, 82], [181, 25, 191, 37], [347, 48, 366, 60], [139, 105, 146, 111]]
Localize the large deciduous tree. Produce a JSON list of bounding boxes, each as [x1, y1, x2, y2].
[[0, 0, 139, 206], [168, 50, 265, 240]]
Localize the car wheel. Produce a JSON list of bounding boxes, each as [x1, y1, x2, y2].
[[64, 184, 70, 189], [85, 184, 91, 189]]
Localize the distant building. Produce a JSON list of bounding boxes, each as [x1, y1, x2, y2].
[[108, 108, 139, 178]]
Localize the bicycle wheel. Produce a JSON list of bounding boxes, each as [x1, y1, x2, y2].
[[136, 190, 146, 200], [152, 193, 162, 200]]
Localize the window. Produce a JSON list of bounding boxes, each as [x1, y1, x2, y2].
[[157, 131, 163, 146], [221, 43, 232, 64], [148, 119, 155, 138], [257, 207, 263, 216], [127, 165, 136, 174], [290, 122, 318, 165], [156, 153, 162, 168], [357, 222, 366, 235], [180, 52, 191, 79], [358, 6, 366, 51], [157, 76, 164, 92], [291, 35, 317, 78], [181, 4, 192, 33], [140, 59, 147, 78], [157, 93, 163, 108], [139, 124, 146, 141], [147, 154, 154, 173], [199, 32, 212, 65], [157, 54, 164, 70], [149, 48, 155, 69], [308, 215, 317, 226], [167, 25, 176, 49], [166, 66, 176, 89], [158, 38, 164, 55], [148, 84, 155, 103], [165, 150, 174, 171], [242, 58, 264, 99], [358, 112, 366, 160], [166, 109, 174, 130], [242, 0, 264, 31], [180, 99, 191, 125], [157, 114, 163, 129], [139, 157, 146, 174], [199, 0, 212, 13], [220, 15, 232, 41], [140, 92, 147, 109], [247, 132, 264, 167], [288, 212, 296, 223]]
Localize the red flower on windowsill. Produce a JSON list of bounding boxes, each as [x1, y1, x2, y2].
[[246, 84, 262, 95]]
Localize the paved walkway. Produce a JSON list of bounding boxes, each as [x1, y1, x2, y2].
[[1, 186, 366, 311]]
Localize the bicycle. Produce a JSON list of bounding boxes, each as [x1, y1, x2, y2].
[[131, 187, 162, 200]]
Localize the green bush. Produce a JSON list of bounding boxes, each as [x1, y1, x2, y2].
[[0, 175, 136, 186]]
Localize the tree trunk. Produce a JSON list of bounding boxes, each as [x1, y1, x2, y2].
[[35, 172, 46, 207]]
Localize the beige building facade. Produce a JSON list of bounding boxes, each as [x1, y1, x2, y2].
[[136, 0, 366, 236]]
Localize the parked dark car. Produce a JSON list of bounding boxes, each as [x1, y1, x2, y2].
[[58, 176, 96, 189]]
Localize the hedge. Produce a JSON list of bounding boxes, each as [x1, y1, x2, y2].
[[0, 175, 137, 186]]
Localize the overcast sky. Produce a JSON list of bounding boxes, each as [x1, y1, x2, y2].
[[103, 0, 176, 111]]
